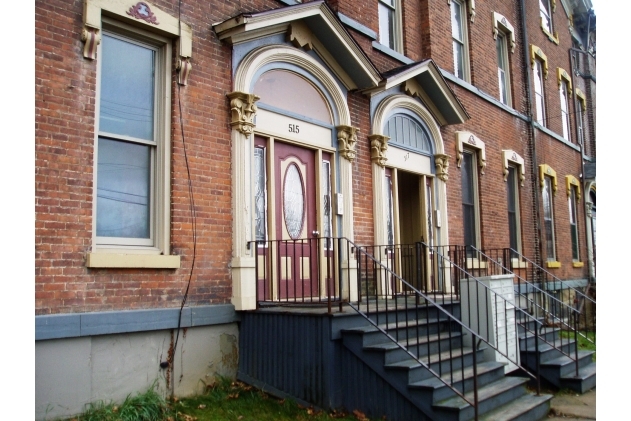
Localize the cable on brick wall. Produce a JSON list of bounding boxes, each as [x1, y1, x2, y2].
[[170, 0, 197, 399]]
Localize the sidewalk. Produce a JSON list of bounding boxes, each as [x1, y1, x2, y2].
[[547, 388, 596, 420]]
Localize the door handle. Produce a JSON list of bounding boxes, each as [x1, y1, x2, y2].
[[312, 230, 320, 237]]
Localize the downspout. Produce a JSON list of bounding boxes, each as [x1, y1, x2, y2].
[[570, 46, 595, 284], [518, 0, 542, 272]]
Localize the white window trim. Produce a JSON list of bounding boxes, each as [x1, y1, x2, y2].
[[456, 131, 486, 175], [378, 0, 404, 53], [450, 0, 471, 82], [87, 17, 178, 268], [461, 148, 481, 251], [539, 0, 559, 44]]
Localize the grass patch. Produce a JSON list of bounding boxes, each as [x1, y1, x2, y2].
[[63, 378, 370, 421], [64, 385, 170, 421], [171, 378, 366, 421], [559, 330, 596, 360]]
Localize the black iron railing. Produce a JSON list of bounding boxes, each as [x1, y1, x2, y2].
[[481, 248, 596, 346], [251, 238, 543, 420], [353, 241, 542, 420]]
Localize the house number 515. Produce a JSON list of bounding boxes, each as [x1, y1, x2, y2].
[[288, 124, 300, 134]]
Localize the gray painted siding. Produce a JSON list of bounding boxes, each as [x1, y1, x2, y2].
[[238, 310, 432, 419], [36, 304, 238, 340]]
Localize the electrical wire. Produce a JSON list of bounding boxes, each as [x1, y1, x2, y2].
[[170, 0, 197, 399]]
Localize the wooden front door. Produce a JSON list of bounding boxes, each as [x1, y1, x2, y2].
[[274, 141, 318, 299]]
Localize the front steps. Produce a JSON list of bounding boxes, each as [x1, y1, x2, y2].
[[342, 303, 552, 421], [518, 323, 596, 393]]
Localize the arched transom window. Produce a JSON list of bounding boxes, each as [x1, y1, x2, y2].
[[384, 113, 432, 154]]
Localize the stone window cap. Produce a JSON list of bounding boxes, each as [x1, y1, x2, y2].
[[456, 131, 486, 174], [492, 12, 515, 53], [502, 150, 525, 186]]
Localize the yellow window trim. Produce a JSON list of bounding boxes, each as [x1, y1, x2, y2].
[[566, 175, 581, 200], [492, 12, 515, 53], [572, 261, 584, 268], [575, 88, 587, 111], [530, 45, 549, 78], [546, 261, 561, 268], [557, 68, 572, 94], [539, 164, 557, 194]]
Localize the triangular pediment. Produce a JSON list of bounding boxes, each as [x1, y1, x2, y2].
[[213, 0, 380, 90], [365, 60, 470, 126]]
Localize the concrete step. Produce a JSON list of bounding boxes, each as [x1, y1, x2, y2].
[[433, 376, 530, 421], [559, 362, 596, 394], [480, 393, 553, 421]]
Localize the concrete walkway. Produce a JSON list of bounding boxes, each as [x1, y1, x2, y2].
[[547, 388, 596, 420]]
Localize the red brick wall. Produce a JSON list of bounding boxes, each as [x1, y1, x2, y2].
[[35, 0, 591, 315]]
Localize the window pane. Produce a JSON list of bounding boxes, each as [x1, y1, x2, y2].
[[378, 2, 395, 49], [542, 177, 555, 260], [283, 164, 305, 240], [100, 35, 155, 140], [507, 167, 518, 255], [560, 82, 570, 140], [451, 1, 465, 79], [97, 138, 151, 238], [254, 147, 267, 242], [534, 61, 546, 126], [461, 153, 477, 251], [385, 175, 394, 246], [322, 160, 332, 249]]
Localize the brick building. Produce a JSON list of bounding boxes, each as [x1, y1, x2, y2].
[[35, 0, 596, 419]]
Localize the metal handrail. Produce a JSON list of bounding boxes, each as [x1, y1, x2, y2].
[[352, 240, 542, 420], [470, 246, 586, 376], [484, 247, 596, 345]]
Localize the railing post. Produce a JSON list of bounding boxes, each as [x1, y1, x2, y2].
[[535, 322, 541, 395], [473, 344, 479, 421]]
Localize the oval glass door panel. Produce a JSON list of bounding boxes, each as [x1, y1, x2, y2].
[[283, 163, 305, 239]]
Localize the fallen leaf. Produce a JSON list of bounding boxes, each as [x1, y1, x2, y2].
[[353, 409, 369, 421], [198, 404, 206, 409]]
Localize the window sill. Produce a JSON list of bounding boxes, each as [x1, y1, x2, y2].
[[546, 260, 561, 269], [511, 258, 528, 269], [572, 261, 584, 268], [466, 258, 487, 270], [86, 253, 181, 269], [541, 26, 559, 44]]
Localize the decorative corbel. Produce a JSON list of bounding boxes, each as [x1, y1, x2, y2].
[[227, 92, 260, 135], [493, 12, 516, 53], [434, 154, 450, 182], [456, 131, 486, 175], [368, 134, 389, 167], [287, 21, 314, 51], [566, 175, 581, 201], [530, 45, 549, 78], [337, 125, 359, 162], [177, 58, 192, 85], [502, 150, 525, 186], [539, 164, 557, 194], [557, 67, 572, 93], [81, 27, 100, 60]]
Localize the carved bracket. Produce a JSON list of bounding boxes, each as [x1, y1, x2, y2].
[[539, 164, 557, 194], [502, 150, 525, 186], [338, 125, 360, 162], [177, 58, 192, 86], [81, 27, 101, 60], [227, 91, 260, 135], [434, 154, 450, 182], [287, 21, 314, 51], [566, 175, 582, 201], [456, 131, 486, 175], [368, 134, 389, 167]]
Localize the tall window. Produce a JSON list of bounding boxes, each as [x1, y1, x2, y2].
[[497, 32, 511, 106], [254, 146, 268, 242], [576, 103, 585, 145], [560, 80, 571, 140], [542, 176, 556, 261], [568, 186, 579, 261], [533, 60, 546, 126], [507, 166, 521, 257], [378, 0, 400, 52], [95, 25, 170, 251], [451, 0, 469, 81], [539, 0, 552, 33], [461, 151, 479, 252]]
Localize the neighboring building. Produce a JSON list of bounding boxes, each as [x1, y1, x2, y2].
[[35, 0, 596, 420]]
